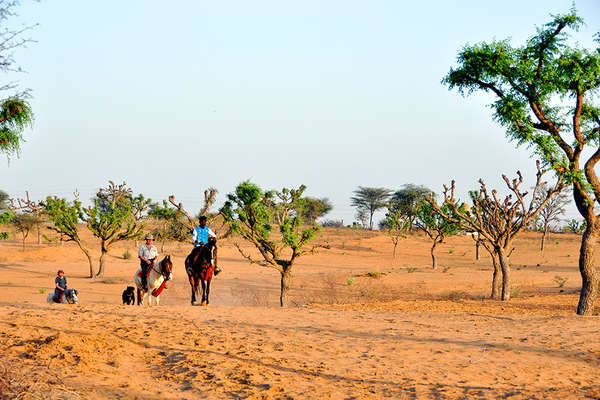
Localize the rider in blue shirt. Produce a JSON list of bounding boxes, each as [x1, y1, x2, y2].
[[192, 216, 221, 275]]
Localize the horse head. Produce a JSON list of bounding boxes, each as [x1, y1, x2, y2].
[[161, 254, 173, 281]]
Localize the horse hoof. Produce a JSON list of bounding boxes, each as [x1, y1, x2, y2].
[[201, 301, 207, 306]]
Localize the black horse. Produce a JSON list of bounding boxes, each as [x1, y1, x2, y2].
[[185, 237, 218, 306]]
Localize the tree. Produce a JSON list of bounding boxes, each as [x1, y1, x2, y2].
[[167, 188, 230, 240], [390, 184, 433, 230], [9, 191, 44, 244], [84, 181, 150, 277], [295, 197, 333, 225], [415, 201, 462, 269], [0, 189, 12, 240], [221, 182, 322, 307], [533, 183, 571, 251], [443, 10, 600, 314], [0, 0, 36, 159], [350, 186, 392, 230], [43, 194, 95, 277], [11, 212, 41, 250], [429, 164, 565, 300], [381, 207, 409, 258]]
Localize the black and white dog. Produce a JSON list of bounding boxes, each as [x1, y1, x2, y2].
[[122, 286, 135, 305]]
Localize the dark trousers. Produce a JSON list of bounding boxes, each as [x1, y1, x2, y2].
[[53, 288, 64, 303], [140, 259, 154, 288]]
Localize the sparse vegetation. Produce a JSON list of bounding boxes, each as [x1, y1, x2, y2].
[[553, 276, 568, 288], [122, 249, 132, 260]]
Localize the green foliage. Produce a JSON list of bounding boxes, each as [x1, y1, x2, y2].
[[416, 201, 462, 239], [295, 197, 333, 225], [565, 218, 586, 234], [43, 196, 84, 241], [221, 181, 320, 271], [350, 186, 392, 230], [0, 190, 12, 240], [0, 98, 33, 158], [148, 200, 190, 243], [122, 249, 132, 260], [390, 184, 433, 229], [321, 219, 344, 228], [11, 212, 42, 249]]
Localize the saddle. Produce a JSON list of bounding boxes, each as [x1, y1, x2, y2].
[[136, 262, 154, 278]]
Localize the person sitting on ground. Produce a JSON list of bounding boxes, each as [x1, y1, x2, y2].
[[53, 269, 67, 303], [192, 216, 221, 275], [138, 233, 158, 290]]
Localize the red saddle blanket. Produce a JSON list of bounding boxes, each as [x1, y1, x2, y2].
[[151, 280, 167, 297], [136, 263, 154, 278]]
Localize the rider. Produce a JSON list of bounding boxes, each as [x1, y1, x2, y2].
[[138, 233, 158, 290], [192, 216, 221, 275], [53, 269, 67, 302]]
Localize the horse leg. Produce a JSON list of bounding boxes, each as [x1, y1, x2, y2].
[[204, 279, 211, 305], [200, 279, 207, 306], [155, 295, 160, 306], [189, 274, 196, 305]]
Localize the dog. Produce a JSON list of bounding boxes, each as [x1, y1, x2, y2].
[[122, 286, 135, 305]]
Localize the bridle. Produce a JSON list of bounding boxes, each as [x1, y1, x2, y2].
[[152, 259, 172, 281]]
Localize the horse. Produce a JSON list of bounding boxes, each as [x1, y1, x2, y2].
[[46, 288, 79, 304], [133, 254, 173, 306], [185, 237, 217, 306]]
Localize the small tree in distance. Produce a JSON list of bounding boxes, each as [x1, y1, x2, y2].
[[391, 184, 432, 231], [220, 182, 323, 307], [532, 183, 570, 251], [43, 194, 95, 278], [11, 212, 40, 250], [381, 208, 409, 258], [350, 186, 392, 230], [415, 201, 462, 269], [0, 190, 12, 240], [296, 197, 333, 225]]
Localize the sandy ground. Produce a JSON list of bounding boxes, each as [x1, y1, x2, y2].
[[1, 228, 599, 399]]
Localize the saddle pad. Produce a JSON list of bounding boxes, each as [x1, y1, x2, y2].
[[136, 263, 154, 278], [152, 280, 167, 297]]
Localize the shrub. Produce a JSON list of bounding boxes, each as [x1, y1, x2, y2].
[[346, 277, 355, 286], [553, 275, 568, 288], [442, 266, 451, 273], [366, 271, 381, 279], [407, 267, 418, 273], [321, 219, 344, 228], [38, 288, 46, 294], [122, 249, 132, 260], [511, 286, 523, 298]]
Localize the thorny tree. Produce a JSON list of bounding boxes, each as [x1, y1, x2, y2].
[[381, 207, 410, 258], [220, 182, 323, 307], [167, 188, 230, 239], [443, 10, 600, 314], [350, 186, 392, 230], [429, 163, 566, 300], [9, 191, 43, 244], [85, 181, 150, 277]]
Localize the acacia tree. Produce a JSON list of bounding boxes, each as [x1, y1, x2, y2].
[[532, 183, 570, 251], [9, 191, 44, 244], [444, 11, 600, 314], [350, 186, 392, 230], [295, 197, 333, 225], [85, 181, 150, 277], [220, 182, 322, 307], [43, 195, 95, 277], [0, 0, 35, 159], [11, 212, 40, 250], [391, 184, 432, 231], [430, 164, 565, 300], [415, 201, 462, 269]]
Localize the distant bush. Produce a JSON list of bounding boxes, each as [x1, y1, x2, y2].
[[366, 271, 381, 279], [122, 249, 132, 260], [553, 275, 568, 288], [321, 219, 344, 228]]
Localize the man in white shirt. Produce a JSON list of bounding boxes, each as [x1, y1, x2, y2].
[[192, 216, 221, 275], [138, 233, 159, 290]]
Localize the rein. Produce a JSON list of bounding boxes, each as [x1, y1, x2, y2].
[[151, 259, 171, 280]]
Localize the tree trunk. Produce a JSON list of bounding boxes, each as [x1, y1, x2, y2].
[[497, 246, 511, 301], [161, 242, 165, 253], [37, 225, 41, 245], [280, 270, 292, 307], [475, 239, 480, 260], [540, 223, 548, 252], [577, 225, 599, 315], [75, 240, 94, 278], [430, 239, 440, 269], [490, 252, 502, 299], [96, 242, 109, 278], [393, 241, 398, 258]]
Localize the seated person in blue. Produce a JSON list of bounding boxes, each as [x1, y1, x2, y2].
[[53, 269, 67, 302], [192, 216, 221, 275]]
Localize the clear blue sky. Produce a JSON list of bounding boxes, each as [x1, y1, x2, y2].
[[2, 0, 599, 224]]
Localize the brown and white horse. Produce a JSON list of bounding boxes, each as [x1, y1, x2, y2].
[[185, 237, 217, 306], [133, 254, 173, 306]]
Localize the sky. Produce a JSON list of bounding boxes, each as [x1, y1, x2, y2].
[[1, 0, 599, 225]]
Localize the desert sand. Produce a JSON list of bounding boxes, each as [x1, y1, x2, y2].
[[1, 228, 599, 399]]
